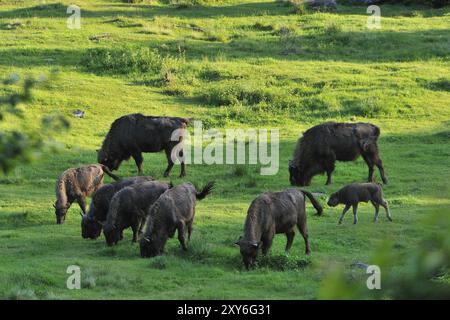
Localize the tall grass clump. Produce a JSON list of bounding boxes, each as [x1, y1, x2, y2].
[[81, 46, 163, 75]]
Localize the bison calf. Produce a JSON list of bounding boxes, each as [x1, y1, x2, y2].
[[327, 183, 392, 224], [140, 181, 214, 258], [103, 181, 171, 246], [54, 164, 119, 224], [236, 189, 322, 270], [81, 176, 154, 239]]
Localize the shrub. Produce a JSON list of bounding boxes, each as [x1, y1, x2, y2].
[[81, 47, 163, 75], [378, 0, 449, 8]]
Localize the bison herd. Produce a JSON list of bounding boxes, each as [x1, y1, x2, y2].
[[54, 113, 391, 269]]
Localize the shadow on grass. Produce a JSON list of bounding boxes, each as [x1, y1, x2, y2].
[[1, 2, 447, 20]]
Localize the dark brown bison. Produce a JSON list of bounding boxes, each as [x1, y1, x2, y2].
[[140, 181, 214, 258], [327, 182, 392, 224], [97, 113, 190, 177], [81, 176, 154, 239], [54, 164, 119, 224], [236, 189, 322, 270], [289, 122, 388, 186], [103, 181, 171, 246]]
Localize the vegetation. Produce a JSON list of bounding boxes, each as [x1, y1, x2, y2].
[[0, 0, 449, 299]]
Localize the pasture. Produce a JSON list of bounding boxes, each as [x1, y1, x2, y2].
[[0, 0, 449, 299]]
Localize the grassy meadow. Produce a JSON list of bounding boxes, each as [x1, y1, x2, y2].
[[0, 0, 449, 299]]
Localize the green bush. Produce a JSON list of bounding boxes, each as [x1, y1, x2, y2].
[[379, 0, 449, 8], [81, 47, 163, 75]]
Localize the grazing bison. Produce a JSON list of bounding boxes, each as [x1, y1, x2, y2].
[[81, 176, 154, 239], [103, 181, 171, 246], [236, 189, 322, 270], [140, 181, 215, 258], [327, 182, 392, 224], [97, 113, 190, 177], [289, 122, 388, 186], [54, 164, 119, 224]]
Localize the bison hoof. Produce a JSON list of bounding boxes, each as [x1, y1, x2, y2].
[[383, 178, 389, 184]]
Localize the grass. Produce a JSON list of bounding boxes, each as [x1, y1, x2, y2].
[[0, 0, 449, 299]]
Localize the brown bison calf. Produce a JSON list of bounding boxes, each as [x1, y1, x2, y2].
[[140, 181, 215, 258], [236, 189, 323, 270], [54, 164, 119, 224], [81, 176, 154, 239], [103, 181, 171, 246], [327, 183, 392, 224]]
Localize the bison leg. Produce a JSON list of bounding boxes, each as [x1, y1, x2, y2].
[[177, 222, 188, 251], [187, 221, 193, 241], [132, 153, 144, 175], [338, 204, 351, 224], [297, 219, 310, 255], [352, 204, 359, 225], [371, 201, 380, 222], [131, 224, 138, 243], [180, 157, 186, 178], [375, 158, 388, 184], [381, 199, 392, 221], [261, 235, 274, 256], [362, 154, 375, 183], [77, 197, 87, 215], [163, 148, 175, 177], [285, 230, 295, 254], [324, 155, 336, 185]]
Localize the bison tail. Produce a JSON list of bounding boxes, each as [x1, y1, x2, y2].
[[100, 165, 121, 181], [196, 181, 215, 200], [301, 190, 323, 216]]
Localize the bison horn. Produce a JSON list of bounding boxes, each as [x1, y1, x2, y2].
[[79, 211, 85, 218], [143, 237, 151, 243], [251, 242, 260, 248]]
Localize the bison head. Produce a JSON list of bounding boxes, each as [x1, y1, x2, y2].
[[289, 160, 313, 186], [359, 138, 378, 154], [54, 203, 69, 224], [81, 214, 103, 239], [103, 225, 120, 246], [235, 237, 261, 270], [97, 149, 122, 171], [139, 236, 163, 258], [327, 192, 340, 207]]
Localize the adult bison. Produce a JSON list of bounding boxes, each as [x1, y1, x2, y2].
[[97, 114, 190, 177], [289, 122, 388, 186]]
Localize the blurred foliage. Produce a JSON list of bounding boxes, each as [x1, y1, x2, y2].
[[0, 73, 69, 174], [318, 206, 450, 299]]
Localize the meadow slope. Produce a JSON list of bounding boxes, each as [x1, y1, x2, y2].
[[0, 0, 449, 299]]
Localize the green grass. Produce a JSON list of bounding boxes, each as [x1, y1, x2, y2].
[[0, 0, 449, 299]]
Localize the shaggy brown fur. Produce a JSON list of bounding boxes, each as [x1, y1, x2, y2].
[[327, 182, 392, 224], [97, 113, 190, 177], [54, 164, 119, 224], [102, 181, 171, 246], [140, 181, 214, 258], [81, 176, 154, 239], [236, 189, 322, 269], [289, 122, 388, 186]]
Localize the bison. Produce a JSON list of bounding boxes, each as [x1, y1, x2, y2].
[[54, 164, 119, 224], [327, 182, 392, 224], [140, 181, 215, 258], [102, 181, 171, 246], [235, 189, 322, 270], [289, 122, 388, 186], [97, 113, 190, 177], [81, 176, 154, 239]]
